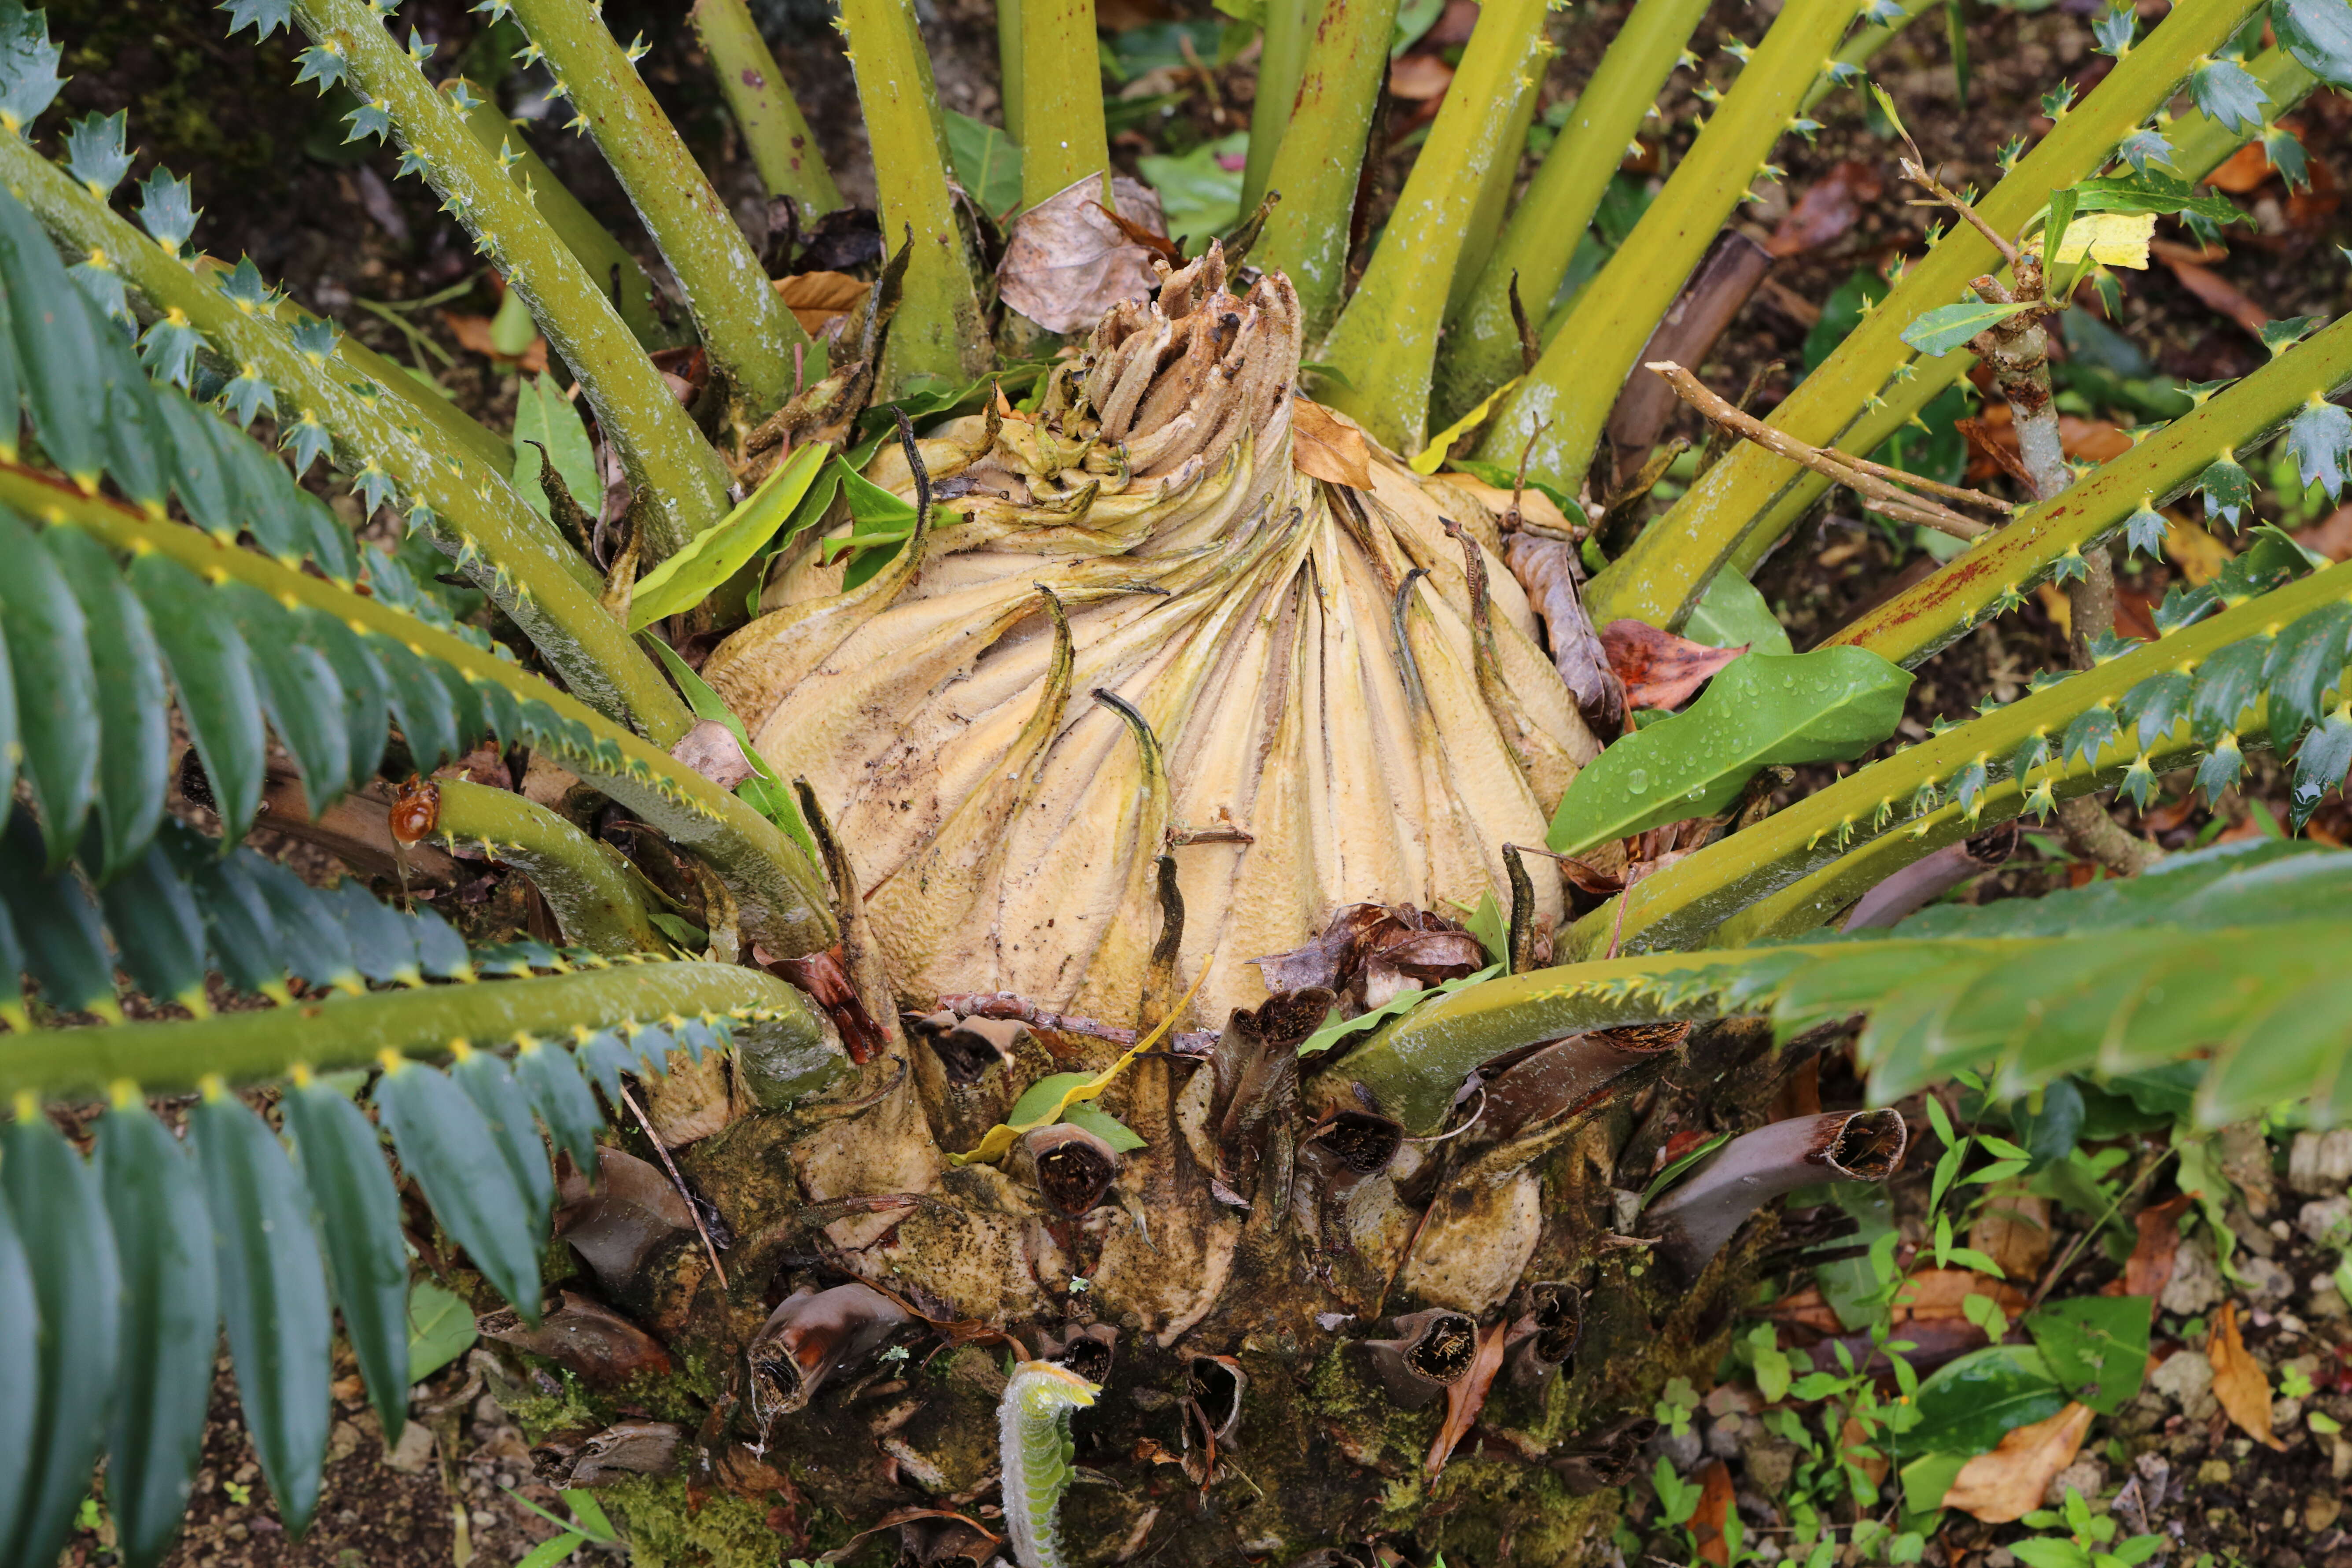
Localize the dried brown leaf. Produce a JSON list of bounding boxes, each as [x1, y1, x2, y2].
[[1426, 1317, 1507, 1477], [2203, 139, 2276, 194], [1387, 53, 1456, 100], [1504, 534, 1623, 735], [1940, 1402, 2096, 1523], [1292, 398, 1375, 488], [774, 269, 868, 336], [2109, 1192, 2194, 1306], [1692, 1459, 1736, 1566], [443, 310, 548, 372], [998, 175, 1168, 335], [2207, 1301, 2286, 1450], [1600, 619, 1747, 711], [1968, 1191, 2053, 1283], [1766, 160, 1884, 258]]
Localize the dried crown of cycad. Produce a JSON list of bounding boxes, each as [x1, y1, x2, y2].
[[705, 247, 1598, 1026]]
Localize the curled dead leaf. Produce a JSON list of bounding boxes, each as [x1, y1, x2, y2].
[[2207, 1301, 2286, 1450], [443, 310, 549, 372], [1691, 1458, 1736, 1566], [2107, 1192, 2195, 1307], [1940, 1401, 2096, 1523], [774, 270, 869, 337], [1291, 397, 1375, 488], [998, 175, 1169, 335], [1426, 1317, 1507, 1477], [1600, 619, 1747, 712], [1388, 53, 1456, 100]]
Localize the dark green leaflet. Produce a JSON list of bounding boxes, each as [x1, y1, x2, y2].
[[0, 184, 105, 487], [0, 504, 100, 867], [0, 1189, 39, 1559], [0, 1114, 121, 1568], [513, 1036, 604, 1174], [188, 1092, 333, 1535], [451, 1049, 555, 1240], [372, 1061, 544, 1316], [44, 525, 168, 881], [218, 580, 353, 810], [280, 1078, 412, 1446], [130, 550, 267, 842], [91, 836, 211, 1012], [96, 1103, 220, 1568], [0, 813, 115, 1014]]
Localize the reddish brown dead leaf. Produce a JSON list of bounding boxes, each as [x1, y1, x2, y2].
[[1426, 1317, 1507, 1477], [2208, 1301, 2286, 1450], [1767, 1269, 2022, 1339], [1968, 1191, 2053, 1283], [479, 1290, 673, 1384], [773, 270, 867, 336], [1388, 53, 1456, 100], [1691, 1459, 1736, 1566], [1766, 160, 1884, 258], [1292, 398, 1375, 488], [1600, 619, 1747, 711], [1093, 201, 1183, 265], [1838, 1415, 1889, 1486], [2152, 247, 2270, 338], [1504, 535, 1624, 736], [1941, 1402, 2095, 1523], [2106, 1192, 2195, 1307], [443, 310, 548, 372], [2294, 502, 2352, 562], [2204, 140, 2276, 194], [998, 175, 1168, 335]]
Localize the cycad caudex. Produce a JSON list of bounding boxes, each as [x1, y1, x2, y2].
[[705, 247, 1597, 1027]]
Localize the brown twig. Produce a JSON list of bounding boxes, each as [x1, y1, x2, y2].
[[1643, 362, 1996, 540], [618, 1081, 730, 1291], [1900, 157, 2025, 273]]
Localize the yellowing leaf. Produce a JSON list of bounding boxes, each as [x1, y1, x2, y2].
[[2053, 211, 2155, 270], [1411, 376, 1520, 475], [628, 442, 828, 631], [948, 962, 1210, 1166]]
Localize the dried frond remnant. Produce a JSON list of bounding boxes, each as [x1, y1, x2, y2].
[[706, 245, 1598, 1029]]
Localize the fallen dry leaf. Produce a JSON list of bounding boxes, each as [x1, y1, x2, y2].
[[1426, 1317, 1507, 1477], [2293, 502, 2352, 562], [1766, 160, 1884, 258], [1969, 1191, 2054, 1282], [2204, 140, 2276, 194], [998, 175, 1168, 335], [1388, 53, 1456, 100], [1505, 535, 1624, 735], [774, 270, 867, 336], [2164, 513, 2234, 585], [2207, 1301, 2286, 1450], [443, 310, 549, 372], [1600, 619, 1746, 711], [1691, 1458, 1736, 1567], [1838, 1415, 1890, 1487], [2105, 1192, 2196, 1309], [1941, 1402, 2096, 1523], [1292, 397, 1375, 488], [1895, 1268, 2029, 1325], [2152, 247, 2270, 338]]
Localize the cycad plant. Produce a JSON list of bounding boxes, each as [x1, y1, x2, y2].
[[3, 0, 2352, 1563]]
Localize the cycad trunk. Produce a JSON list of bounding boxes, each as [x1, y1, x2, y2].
[[484, 1011, 1800, 1568]]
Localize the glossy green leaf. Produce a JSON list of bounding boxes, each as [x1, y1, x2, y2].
[[0, 1113, 121, 1568], [944, 110, 1022, 217], [92, 835, 210, 1011], [131, 551, 266, 842], [151, 386, 236, 539], [2061, 171, 2243, 228], [1298, 963, 1503, 1058], [0, 186, 105, 486], [218, 581, 352, 811], [630, 442, 828, 631], [1548, 649, 1913, 855], [44, 526, 168, 880], [513, 1036, 603, 1175], [405, 1280, 478, 1385], [372, 635, 460, 773], [450, 1048, 553, 1240], [280, 1077, 410, 1445], [1682, 570, 1793, 656], [510, 373, 597, 524], [294, 608, 392, 788], [96, 1103, 219, 1568], [0, 813, 115, 1013], [1890, 1343, 2065, 1461], [1900, 299, 2032, 357], [372, 1061, 542, 1317], [2277, 0, 2352, 87], [0, 1192, 40, 1560], [408, 901, 472, 981], [188, 1090, 332, 1535], [91, 295, 173, 516], [2022, 1295, 2150, 1414], [0, 505, 100, 866]]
